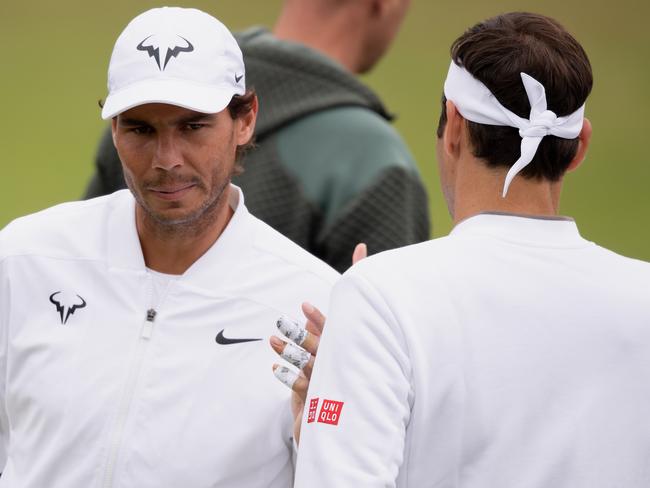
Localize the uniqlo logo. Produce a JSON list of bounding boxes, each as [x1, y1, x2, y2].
[[307, 397, 319, 423], [317, 399, 344, 426]]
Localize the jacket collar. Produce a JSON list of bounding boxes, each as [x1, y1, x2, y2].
[[106, 185, 255, 289], [451, 212, 590, 249]]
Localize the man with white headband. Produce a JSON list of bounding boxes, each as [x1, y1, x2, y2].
[[292, 12, 650, 487], [0, 7, 338, 487]]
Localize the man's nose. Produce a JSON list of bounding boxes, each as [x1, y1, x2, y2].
[[152, 133, 183, 170]]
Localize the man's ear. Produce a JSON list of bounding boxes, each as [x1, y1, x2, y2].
[[111, 117, 118, 147], [235, 95, 258, 146], [443, 100, 464, 161], [566, 117, 592, 172]]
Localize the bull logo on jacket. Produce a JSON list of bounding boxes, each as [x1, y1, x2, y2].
[[49, 291, 87, 325]]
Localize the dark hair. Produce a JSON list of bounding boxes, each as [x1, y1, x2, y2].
[[437, 12, 593, 181], [227, 89, 257, 175]]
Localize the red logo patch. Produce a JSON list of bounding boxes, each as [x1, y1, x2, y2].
[[317, 399, 344, 426], [307, 397, 319, 423]]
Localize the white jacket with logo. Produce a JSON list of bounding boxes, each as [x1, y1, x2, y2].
[[0, 187, 338, 488], [296, 214, 650, 488]]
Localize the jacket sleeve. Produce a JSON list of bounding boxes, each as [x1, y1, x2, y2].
[[314, 166, 430, 273], [83, 126, 127, 199], [294, 270, 412, 487]]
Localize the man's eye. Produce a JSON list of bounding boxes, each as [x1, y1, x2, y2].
[[185, 123, 205, 131], [130, 126, 153, 135]]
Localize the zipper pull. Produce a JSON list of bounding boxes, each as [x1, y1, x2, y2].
[[142, 309, 157, 339]]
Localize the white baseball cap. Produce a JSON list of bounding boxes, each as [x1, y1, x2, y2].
[[101, 7, 245, 120]]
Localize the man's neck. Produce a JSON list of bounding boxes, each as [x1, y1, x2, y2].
[[136, 191, 234, 275], [451, 161, 563, 225]]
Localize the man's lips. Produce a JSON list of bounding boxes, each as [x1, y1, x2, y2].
[[148, 183, 196, 200]]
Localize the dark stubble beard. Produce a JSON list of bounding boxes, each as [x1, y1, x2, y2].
[[125, 164, 233, 240]]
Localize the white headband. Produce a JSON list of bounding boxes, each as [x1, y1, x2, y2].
[[443, 61, 585, 197]]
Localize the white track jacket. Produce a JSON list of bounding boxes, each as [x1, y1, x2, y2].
[[0, 187, 338, 488], [296, 214, 650, 488]]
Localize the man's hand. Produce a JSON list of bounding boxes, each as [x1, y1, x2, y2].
[[270, 243, 367, 444], [271, 303, 325, 444]]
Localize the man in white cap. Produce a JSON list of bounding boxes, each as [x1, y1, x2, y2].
[[289, 12, 650, 487], [85, 0, 429, 274], [0, 7, 338, 487]]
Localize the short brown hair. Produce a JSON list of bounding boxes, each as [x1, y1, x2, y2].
[[437, 12, 593, 181], [227, 89, 257, 175]]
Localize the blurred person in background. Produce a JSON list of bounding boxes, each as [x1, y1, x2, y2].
[[0, 7, 340, 487], [271, 12, 650, 487], [85, 0, 430, 273]]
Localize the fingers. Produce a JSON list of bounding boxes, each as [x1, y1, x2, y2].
[[272, 364, 298, 389], [271, 337, 310, 369], [273, 365, 308, 399], [301, 302, 325, 335], [352, 242, 368, 265], [277, 315, 319, 354], [270, 336, 315, 378], [273, 306, 327, 396]]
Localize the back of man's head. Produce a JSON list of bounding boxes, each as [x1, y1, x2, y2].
[[275, 0, 410, 74], [438, 12, 593, 182]]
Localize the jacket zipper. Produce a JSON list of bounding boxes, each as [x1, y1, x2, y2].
[[101, 278, 157, 488]]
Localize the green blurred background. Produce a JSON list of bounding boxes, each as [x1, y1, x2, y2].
[[2, 1, 648, 260]]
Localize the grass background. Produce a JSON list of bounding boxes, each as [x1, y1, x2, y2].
[[2, 1, 648, 260]]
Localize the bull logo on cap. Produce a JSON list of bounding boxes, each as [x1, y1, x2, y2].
[[136, 34, 194, 71]]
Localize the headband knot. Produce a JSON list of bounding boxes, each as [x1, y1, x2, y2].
[[443, 62, 585, 197], [520, 109, 558, 138]]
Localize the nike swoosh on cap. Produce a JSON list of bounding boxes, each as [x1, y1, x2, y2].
[[215, 329, 262, 345]]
